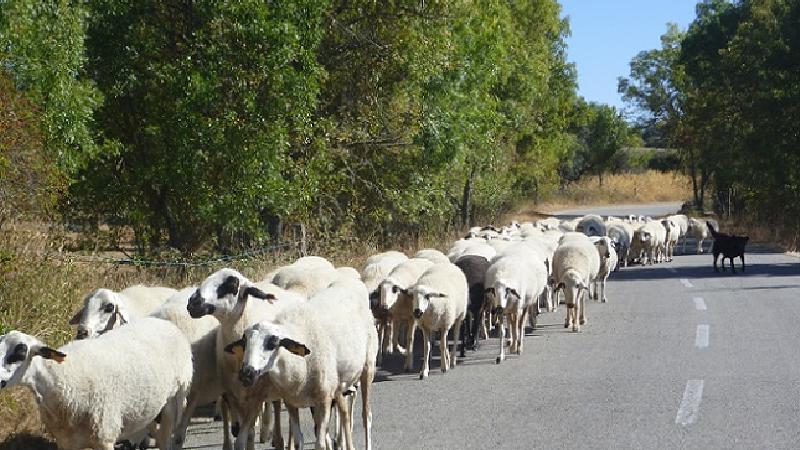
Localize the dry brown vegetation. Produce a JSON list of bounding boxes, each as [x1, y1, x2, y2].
[[503, 171, 690, 225], [533, 170, 691, 214]]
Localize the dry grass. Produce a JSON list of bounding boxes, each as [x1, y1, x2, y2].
[[0, 219, 463, 446], [531, 170, 691, 215]]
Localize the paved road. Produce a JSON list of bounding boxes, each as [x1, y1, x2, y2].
[[183, 203, 800, 449]]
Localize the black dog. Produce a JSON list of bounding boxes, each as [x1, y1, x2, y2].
[[707, 221, 749, 273]]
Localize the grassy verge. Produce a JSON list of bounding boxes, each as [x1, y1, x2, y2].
[[531, 170, 691, 215]]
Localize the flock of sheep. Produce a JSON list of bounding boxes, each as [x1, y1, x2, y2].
[[0, 212, 713, 450]]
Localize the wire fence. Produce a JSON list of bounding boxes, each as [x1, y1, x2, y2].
[[44, 240, 303, 268]]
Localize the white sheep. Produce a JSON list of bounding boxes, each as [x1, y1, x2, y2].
[[576, 214, 607, 237], [226, 277, 377, 450], [552, 234, 600, 332], [447, 240, 496, 262], [631, 221, 666, 265], [272, 259, 340, 298], [409, 263, 468, 379], [376, 258, 434, 369], [484, 253, 548, 364], [69, 285, 176, 339], [414, 248, 450, 264], [588, 236, 617, 303], [361, 251, 408, 294], [687, 218, 710, 254], [149, 288, 223, 449], [0, 318, 192, 450], [666, 214, 689, 254], [661, 218, 681, 261], [606, 221, 634, 268], [536, 217, 561, 231], [187, 268, 305, 450], [335, 266, 362, 281], [558, 218, 580, 232]]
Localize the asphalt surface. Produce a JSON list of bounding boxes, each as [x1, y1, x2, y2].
[[183, 203, 800, 449]]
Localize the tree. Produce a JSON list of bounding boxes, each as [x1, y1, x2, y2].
[[73, 1, 329, 253], [576, 102, 628, 186], [0, 0, 101, 192]]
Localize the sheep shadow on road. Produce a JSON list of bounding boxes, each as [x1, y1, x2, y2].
[[0, 434, 56, 450]]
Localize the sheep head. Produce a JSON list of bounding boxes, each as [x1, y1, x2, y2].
[[188, 268, 273, 320]]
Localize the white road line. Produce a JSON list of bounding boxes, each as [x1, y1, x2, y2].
[[695, 325, 709, 348], [680, 278, 694, 288], [693, 297, 707, 311], [676, 380, 705, 426]]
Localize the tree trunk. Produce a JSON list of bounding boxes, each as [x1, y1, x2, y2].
[[687, 148, 701, 209], [598, 172, 603, 187], [698, 167, 710, 213]]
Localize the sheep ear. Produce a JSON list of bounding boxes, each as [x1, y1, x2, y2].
[[431, 292, 447, 298], [224, 338, 246, 358], [280, 338, 311, 357], [68, 310, 83, 325], [35, 347, 66, 363], [245, 287, 274, 304]]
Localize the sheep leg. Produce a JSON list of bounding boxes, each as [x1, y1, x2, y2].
[[313, 399, 332, 450], [334, 393, 354, 450], [403, 320, 416, 372], [730, 256, 736, 273], [375, 321, 385, 365], [173, 390, 200, 449], [600, 278, 607, 303], [155, 393, 179, 450], [258, 402, 271, 445], [221, 396, 233, 450], [270, 400, 284, 450], [392, 319, 407, 355], [496, 314, 506, 364], [420, 327, 431, 379], [516, 309, 525, 355], [287, 406, 303, 450], [439, 327, 449, 373], [564, 303, 571, 329], [480, 307, 490, 340], [578, 289, 587, 327], [453, 318, 463, 365], [741, 254, 745, 272]]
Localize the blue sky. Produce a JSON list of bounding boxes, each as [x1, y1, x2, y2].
[[560, 0, 699, 111]]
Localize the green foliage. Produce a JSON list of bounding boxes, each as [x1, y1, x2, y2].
[[3, 0, 582, 253], [72, 1, 330, 253], [0, 0, 101, 175], [623, 0, 800, 242]]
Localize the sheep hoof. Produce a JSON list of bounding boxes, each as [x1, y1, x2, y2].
[[601, 298, 607, 303], [496, 356, 502, 364], [419, 371, 428, 380]]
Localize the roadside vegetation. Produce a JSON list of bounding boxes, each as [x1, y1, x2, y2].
[[619, 0, 800, 249], [5, 0, 799, 442]]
